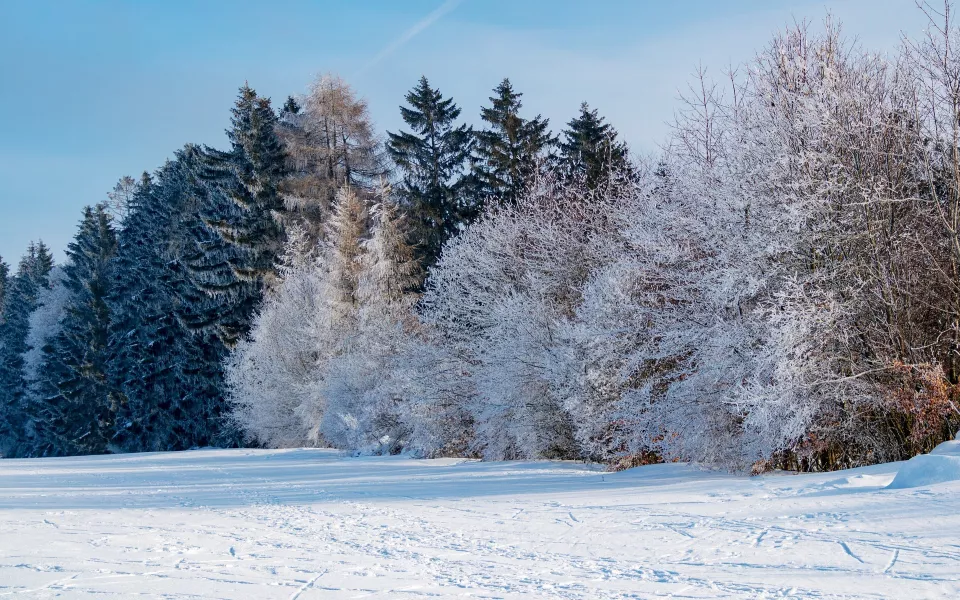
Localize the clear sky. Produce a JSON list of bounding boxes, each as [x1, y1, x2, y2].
[[0, 0, 929, 265]]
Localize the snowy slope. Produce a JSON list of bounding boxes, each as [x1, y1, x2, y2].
[[0, 449, 958, 599]]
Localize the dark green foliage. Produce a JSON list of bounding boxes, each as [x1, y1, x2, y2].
[[195, 84, 288, 346], [0, 242, 53, 455], [108, 158, 236, 453], [0, 257, 8, 326], [387, 76, 475, 274], [558, 102, 630, 188], [281, 95, 301, 116], [472, 78, 555, 205], [30, 206, 118, 456]]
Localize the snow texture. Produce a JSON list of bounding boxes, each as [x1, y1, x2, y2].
[[887, 440, 960, 490], [1, 450, 957, 598]]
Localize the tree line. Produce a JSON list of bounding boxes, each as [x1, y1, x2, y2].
[[5, 6, 960, 472], [0, 73, 626, 459]]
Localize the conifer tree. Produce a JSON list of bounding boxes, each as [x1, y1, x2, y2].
[[281, 95, 301, 117], [358, 189, 424, 314], [29, 205, 118, 456], [387, 76, 474, 274], [558, 102, 630, 188], [277, 74, 387, 240], [325, 186, 370, 316], [196, 84, 288, 346], [17, 267, 70, 456], [108, 161, 233, 452], [473, 78, 555, 205], [0, 242, 53, 455], [0, 257, 8, 325], [318, 185, 423, 453]]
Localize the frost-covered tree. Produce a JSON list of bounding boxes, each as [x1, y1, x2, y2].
[[387, 76, 475, 274], [0, 257, 8, 326], [26, 205, 118, 457], [278, 74, 387, 239], [420, 172, 635, 460], [20, 268, 70, 388], [318, 185, 424, 453], [228, 186, 371, 447], [606, 16, 960, 470], [323, 186, 369, 315], [104, 175, 137, 225], [109, 158, 232, 453], [226, 228, 324, 448], [0, 242, 53, 455], [16, 267, 70, 456]]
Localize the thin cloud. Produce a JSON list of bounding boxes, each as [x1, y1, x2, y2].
[[357, 0, 464, 77]]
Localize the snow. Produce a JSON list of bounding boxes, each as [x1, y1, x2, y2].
[[1, 450, 958, 599], [887, 439, 960, 490]]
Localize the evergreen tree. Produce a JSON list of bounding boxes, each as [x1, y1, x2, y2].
[[558, 102, 630, 188], [29, 206, 118, 456], [0, 257, 8, 325], [0, 242, 53, 455], [17, 267, 70, 456], [473, 78, 555, 205], [281, 95, 301, 117], [196, 84, 288, 346], [108, 161, 233, 452], [387, 76, 474, 274]]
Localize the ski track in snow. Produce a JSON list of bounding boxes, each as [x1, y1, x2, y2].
[[0, 449, 957, 599]]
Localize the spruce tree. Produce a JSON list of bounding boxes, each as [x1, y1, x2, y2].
[[387, 76, 474, 274], [281, 95, 301, 117], [0, 242, 53, 455], [196, 84, 288, 346], [558, 102, 630, 188], [473, 78, 555, 205], [108, 160, 235, 453], [30, 205, 118, 456], [0, 257, 8, 325]]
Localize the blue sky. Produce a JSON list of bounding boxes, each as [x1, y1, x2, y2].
[[0, 0, 928, 264]]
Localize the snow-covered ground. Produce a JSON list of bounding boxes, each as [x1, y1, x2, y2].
[[1, 447, 958, 599]]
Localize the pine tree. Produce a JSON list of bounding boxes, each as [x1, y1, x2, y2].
[[0, 242, 54, 455], [0, 257, 8, 326], [29, 205, 118, 456], [387, 76, 474, 275], [281, 95, 301, 117], [108, 161, 233, 452], [473, 78, 555, 205], [196, 84, 288, 346], [28, 205, 117, 455], [558, 102, 630, 188]]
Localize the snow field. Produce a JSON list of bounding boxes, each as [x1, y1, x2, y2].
[[0, 448, 958, 599]]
